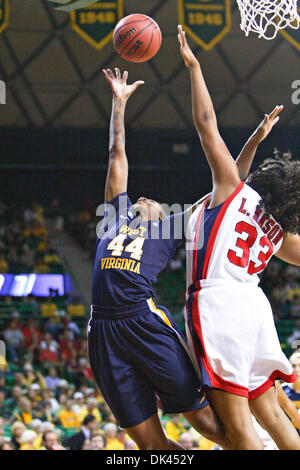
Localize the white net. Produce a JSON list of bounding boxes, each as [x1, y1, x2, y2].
[[237, 0, 300, 40]]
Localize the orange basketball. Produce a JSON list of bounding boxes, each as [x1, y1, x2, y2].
[[113, 14, 162, 63]]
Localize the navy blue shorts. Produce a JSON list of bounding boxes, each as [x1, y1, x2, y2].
[[88, 299, 208, 429]]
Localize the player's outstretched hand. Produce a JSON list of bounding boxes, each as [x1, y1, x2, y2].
[[253, 105, 284, 143], [177, 25, 198, 69], [103, 68, 144, 101]]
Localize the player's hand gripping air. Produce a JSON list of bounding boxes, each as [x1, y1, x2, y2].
[[103, 68, 144, 101], [103, 68, 144, 202]]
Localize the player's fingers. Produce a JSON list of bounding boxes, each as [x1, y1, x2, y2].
[[115, 68, 121, 79], [132, 80, 145, 90], [177, 24, 186, 45], [271, 116, 280, 126], [106, 68, 114, 79], [122, 71, 128, 82], [269, 105, 283, 119], [262, 114, 269, 125], [102, 69, 111, 83]]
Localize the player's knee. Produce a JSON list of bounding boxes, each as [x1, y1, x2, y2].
[[254, 403, 282, 430], [223, 415, 253, 443], [136, 437, 169, 450]]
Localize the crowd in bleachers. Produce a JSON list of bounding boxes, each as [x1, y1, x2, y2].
[[0, 201, 63, 274]]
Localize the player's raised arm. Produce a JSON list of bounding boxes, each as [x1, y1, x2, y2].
[[177, 25, 240, 206], [187, 106, 283, 215], [236, 106, 283, 180], [103, 68, 144, 202]]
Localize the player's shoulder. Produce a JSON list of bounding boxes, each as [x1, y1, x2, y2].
[[105, 191, 132, 207], [242, 182, 261, 201]]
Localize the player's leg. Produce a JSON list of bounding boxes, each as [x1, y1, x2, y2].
[[249, 386, 300, 450], [88, 312, 183, 450], [129, 306, 232, 448], [183, 405, 232, 449], [125, 414, 184, 450], [207, 389, 264, 450]]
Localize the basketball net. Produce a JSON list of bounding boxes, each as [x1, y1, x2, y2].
[[237, 0, 300, 40]]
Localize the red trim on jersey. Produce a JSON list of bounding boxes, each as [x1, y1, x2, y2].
[[202, 182, 244, 279], [191, 291, 249, 398], [185, 303, 202, 370], [192, 201, 208, 287], [249, 371, 296, 401]]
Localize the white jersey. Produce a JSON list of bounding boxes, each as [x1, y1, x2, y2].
[[184, 182, 295, 398], [186, 182, 283, 293]]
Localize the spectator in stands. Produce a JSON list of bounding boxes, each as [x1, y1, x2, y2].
[[19, 429, 38, 451], [40, 298, 58, 318], [58, 399, 80, 429], [0, 373, 6, 397], [13, 397, 34, 425], [4, 319, 24, 362], [33, 256, 50, 274], [62, 314, 80, 337], [39, 333, 59, 364], [5, 386, 23, 414], [0, 441, 14, 450], [42, 430, 65, 450], [0, 252, 8, 273], [40, 389, 59, 413], [103, 423, 124, 450], [63, 414, 98, 450], [10, 421, 26, 450], [124, 439, 137, 450], [22, 363, 46, 390], [67, 296, 85, 318], [286, 280, 300, 302], [90, 431, 105, 450], [72, 392, 86, 416], [40, 400, 60, 424], [54, 392, 68, 417], [164, 414, 186, 442], [44, 247, 63, 272], [13, 372, 24, 388], [30, 419, 43, 449], [282, 351, 300, 404], [291, 295, 300, 319], [45, 367, 61, 392], [44, 317, 62, 339], [78, 397, 102, 424], [0, 391, 10, 420], [178, 432, 194, 450], [22, 319, 42, 349], [287, 320, 300, 347]]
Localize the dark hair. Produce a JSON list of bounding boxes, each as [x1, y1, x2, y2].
[[82, 414, 96, 426], [246, 150, 300, 233]]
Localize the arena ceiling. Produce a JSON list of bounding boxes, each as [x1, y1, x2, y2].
[[1, 0, 300, 129]]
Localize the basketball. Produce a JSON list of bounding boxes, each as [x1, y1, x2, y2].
[[113, 14, 162, 63]]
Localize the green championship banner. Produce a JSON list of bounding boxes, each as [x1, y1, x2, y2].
[[280, 7, 300, 52], [178, 0, 231, 51], [70, 0, 123, 49], [0, 0, 9, 34]]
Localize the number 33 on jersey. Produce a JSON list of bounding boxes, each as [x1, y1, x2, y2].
[[186, 182, 284, 289]]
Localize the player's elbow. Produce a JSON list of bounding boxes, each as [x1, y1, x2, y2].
[[109, 144, 124, 157], [193, 110, 217, 133]]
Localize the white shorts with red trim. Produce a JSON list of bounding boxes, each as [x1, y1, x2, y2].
[[187, 280, 296, 400]]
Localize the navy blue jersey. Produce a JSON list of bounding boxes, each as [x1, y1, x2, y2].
[[92, 193, 185, 307]]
